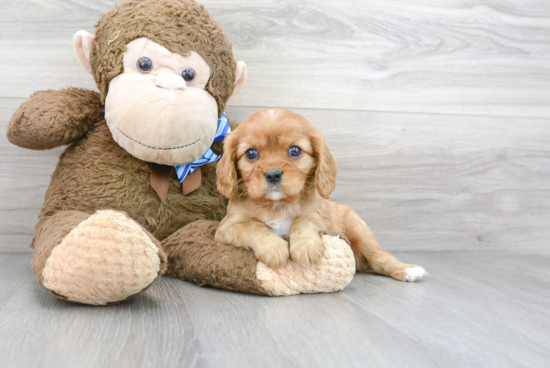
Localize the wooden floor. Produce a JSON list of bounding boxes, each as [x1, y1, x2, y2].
[[1, 0, 549, 252], [1, 1, 549, 367], [1, 250, 549, 368]]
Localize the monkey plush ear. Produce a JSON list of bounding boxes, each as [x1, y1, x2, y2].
[[73, 30, 95, 74], [231, 61, 247, 97]]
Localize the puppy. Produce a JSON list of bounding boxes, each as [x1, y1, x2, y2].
[[215, 108, 425, 282]]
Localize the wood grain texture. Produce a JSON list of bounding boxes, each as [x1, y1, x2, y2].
[[0, 0, 549, 252], [227, 107, 550, 252], [0, 0, 549, 117], [0, 251, 549, 368], [1, 2, 549, 367], [3, 100, 548, 251]]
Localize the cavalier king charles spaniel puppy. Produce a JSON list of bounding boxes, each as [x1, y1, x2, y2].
[[215, 108, 425, 282]]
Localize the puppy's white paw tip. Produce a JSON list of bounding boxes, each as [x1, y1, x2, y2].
[[405, 266, 426, 282]]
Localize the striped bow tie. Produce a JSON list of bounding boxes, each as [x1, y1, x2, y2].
[[175, 113, 231, 183]]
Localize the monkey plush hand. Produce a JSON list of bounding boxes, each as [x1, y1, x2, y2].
[[7, 0, 355, 305]]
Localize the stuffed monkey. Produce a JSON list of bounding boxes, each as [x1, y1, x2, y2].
[[7, 0, 355, 305]]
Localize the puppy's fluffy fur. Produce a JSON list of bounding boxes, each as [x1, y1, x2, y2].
[[215, 108, 425, 282]]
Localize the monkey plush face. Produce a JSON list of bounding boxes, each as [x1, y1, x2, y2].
[[72, 0, 246, 166], [105, 38, 219, 165]]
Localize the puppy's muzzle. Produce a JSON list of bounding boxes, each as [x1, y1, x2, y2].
[[265, 170, 282, 184]]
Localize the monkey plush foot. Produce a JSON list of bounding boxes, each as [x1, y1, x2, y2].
[[41, 210, 166, 305], [255, 233, 356, 295]]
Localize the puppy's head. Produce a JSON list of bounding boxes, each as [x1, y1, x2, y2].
[[216, 108, 338, 202]]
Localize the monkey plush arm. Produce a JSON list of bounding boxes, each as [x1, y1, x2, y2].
[[7, 88, 104, 150]]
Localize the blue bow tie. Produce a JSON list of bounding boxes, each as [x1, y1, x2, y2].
[[175, 113, 230, 183]]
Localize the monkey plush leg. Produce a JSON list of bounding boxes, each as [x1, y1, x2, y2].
[[32, 210, 167, 305], [162, 220, 355, 296], [344, 210, 426, 282]]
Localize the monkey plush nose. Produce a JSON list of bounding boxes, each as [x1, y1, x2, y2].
[[265, 170, 282, 184], [155, 72, 187, 90]]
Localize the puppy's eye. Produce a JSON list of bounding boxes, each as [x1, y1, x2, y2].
[[288, 146, 302, 158], [137, 57, 153, 73], [246, 149, 258, 160], [181, 69, 195, 82]]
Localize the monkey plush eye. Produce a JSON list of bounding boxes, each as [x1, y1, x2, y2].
[[137, 57, 153, 73], [288, 146, 302, 158], [181, 69, 195, 82], [245, 149, 258, 160]]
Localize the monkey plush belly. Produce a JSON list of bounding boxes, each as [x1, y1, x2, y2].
[[40, 123, 228, 241]]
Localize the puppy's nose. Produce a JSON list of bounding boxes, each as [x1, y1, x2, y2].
[[265, 170, 282, 184], [155, 72, 187, 90]]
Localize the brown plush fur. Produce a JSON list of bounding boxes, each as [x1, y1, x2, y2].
[[38, 113, 232, 241], [163, 220, 270, 295], [6, 0, 242, 303], [8, 88, 104, 150], [8, 86, 233, 240], [9, 83, 239, 301], [7, 0, 358, 303], [92, 0, 236, 116]]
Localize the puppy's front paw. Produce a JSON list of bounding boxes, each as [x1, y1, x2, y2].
[[289, 235, 325, 266], [255, 236, 289, 269]]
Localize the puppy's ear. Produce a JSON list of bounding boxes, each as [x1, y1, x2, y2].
[[216, 131, 239, 200], [311, 131, 339, 199]]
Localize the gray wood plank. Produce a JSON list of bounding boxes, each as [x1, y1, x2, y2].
[[1, 251, 549, 368], [0, 0, 549, 117], [0, 253, 202, 368], [345, 251, 550, 368], [2, 100, 549, 251]]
